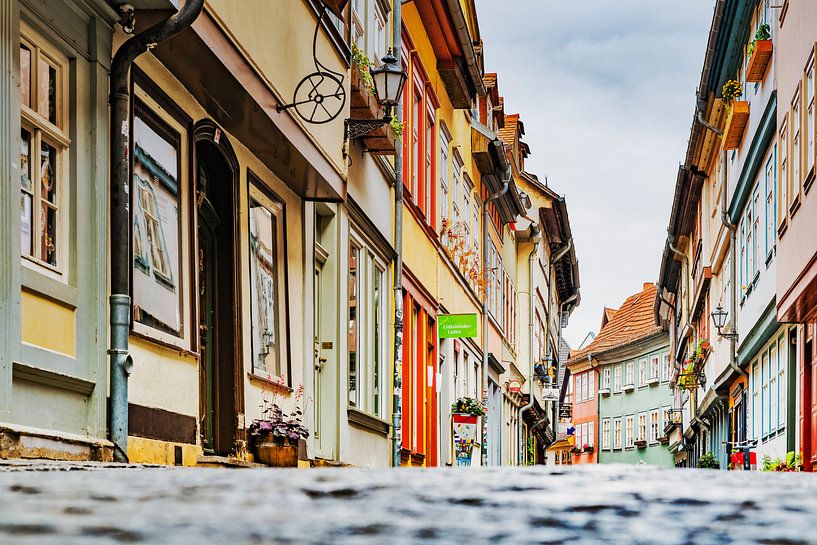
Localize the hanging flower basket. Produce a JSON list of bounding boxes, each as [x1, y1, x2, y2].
[[451, 397, 486, 417], [723, 100, 750, 150]]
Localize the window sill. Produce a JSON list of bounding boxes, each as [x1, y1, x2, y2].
[[806, 170, 815, 194], [131, 329, 198, 360], [248, 372, 292, 394], [789, 194, 801, 218], [599, 388, 611, 397], [766, 248, 775, 268], [648, 378, 659, 387], [347, 407, 390, 436], [21, 265, 77, 308], [777, 219, 788, 239], [623, 384, 634, 393]]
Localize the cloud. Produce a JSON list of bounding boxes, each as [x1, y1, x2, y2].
[[475, 0, 713, 346]]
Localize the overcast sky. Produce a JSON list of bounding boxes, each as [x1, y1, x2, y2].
[[475, 0, 714, 348]]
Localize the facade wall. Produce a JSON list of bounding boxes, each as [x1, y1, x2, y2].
[[598, 344, 674, 467], [1, 0, 116, 460]]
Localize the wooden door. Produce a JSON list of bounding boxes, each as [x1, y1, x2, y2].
[[198, 198, 219, 454]]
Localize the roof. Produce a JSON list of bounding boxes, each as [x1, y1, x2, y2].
[[567, 283, 662, 366]]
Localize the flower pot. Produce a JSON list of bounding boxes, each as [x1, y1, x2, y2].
[[723, 101, 750, 150], [701, 340, 711, 351], [255, 442, 298, 467], [746, 39, 773, 82]]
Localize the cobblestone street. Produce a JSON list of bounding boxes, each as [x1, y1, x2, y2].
[[0, 463, 814, 544]]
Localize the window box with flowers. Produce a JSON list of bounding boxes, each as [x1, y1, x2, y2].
[[722, 80, 749, 150], [582, 444, 594, 454], [746, 24, 772, 82], [349, 45, 399, 155]]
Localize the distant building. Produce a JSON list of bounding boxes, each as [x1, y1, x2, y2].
[[567, 283, 673, 466]]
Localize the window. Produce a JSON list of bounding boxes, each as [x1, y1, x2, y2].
[[752, 361, 759, 439], [625, 415, 634, 448], [752, 187, 761, 276], [638, 413, 647, 442], [602, 418, 611, 450], [806, 56, 815, 179], [625, 361, 634, 386], [347, 232, 388, 416], [19, 34, 69, 273], [765, 147, 777, 256], [661, 406, 671, 432], [588, 371, 595, 400], [661, 353, 671, 382], [452, 153, 462, 224], [249, 184, 289, 381], [769, 341, 778, 433], [778, 118, 788, 228], [614, 365, 622, 392], [132, 100, 184, 339], [650, 355, 660, 381], [778, 334, 786, 431], [582, 372, 589, 402], [439, 127, 450, 227], [614, 418, 622, 449], [401, 47, 438, 228], [638, 359, 647, 386], [761, 352, 769, 436], [602, 368, 611, 390], [650, 410, 660, 444], [791, 89, 801, 206], [588, 421, 595, 448]]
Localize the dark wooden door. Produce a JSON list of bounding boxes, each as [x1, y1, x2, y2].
[[198, 197, 220, 455]]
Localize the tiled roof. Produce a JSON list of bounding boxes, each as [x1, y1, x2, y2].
[[567, 283, 662, 366], [498, 113, 518, 146]]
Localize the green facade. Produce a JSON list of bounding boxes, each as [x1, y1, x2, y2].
[[597, 339, 675, 467]]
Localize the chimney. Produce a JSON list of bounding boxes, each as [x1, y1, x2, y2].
[[643, 282, 654, 292]]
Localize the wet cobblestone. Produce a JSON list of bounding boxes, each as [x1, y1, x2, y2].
[[0, 463, 815, 544]]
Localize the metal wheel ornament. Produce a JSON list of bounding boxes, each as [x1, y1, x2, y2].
[[289, 72, 346, 124]]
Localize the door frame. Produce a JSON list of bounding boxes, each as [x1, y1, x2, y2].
[[193, 120, 244, 455]]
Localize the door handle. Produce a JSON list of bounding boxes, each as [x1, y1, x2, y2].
[[315, 356, 328, 371]]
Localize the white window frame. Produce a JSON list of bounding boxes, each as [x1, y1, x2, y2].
[[602, 368, 611, 390], [638, 358, 648, 387], [614, 365, 622, 392], [625, 361, 634, 387], [19, 26, 71, 279], [650, 355, 660, 381], [614, 418, 622, 450], [249, 182, 290, 382], [649, 409, 660, 444], [638, 412, 647, 442], [661, 352, 671, 382], [602, 418, 611, 450], [625, 415, 634, 448]]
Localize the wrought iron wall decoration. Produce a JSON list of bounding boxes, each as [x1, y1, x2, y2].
[[276, 5, 346, 125]]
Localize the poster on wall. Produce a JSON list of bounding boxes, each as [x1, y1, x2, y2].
[[132, 103, 182, 337], [452, 413, 479, 466]]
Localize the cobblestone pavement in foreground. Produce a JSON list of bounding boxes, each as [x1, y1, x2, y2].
[[0, 461, 815, 544]]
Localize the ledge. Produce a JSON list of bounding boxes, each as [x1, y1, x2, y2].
[[623, 384, 635, 393], [12, 361, 95, 396], [347, 408, 390, 436]]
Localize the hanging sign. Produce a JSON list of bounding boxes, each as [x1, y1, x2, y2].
[[438, 313, 478, 338], [541, 388, 560, 402], [507, 380, 522, 393]]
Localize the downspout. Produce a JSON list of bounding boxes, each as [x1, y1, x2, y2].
[[554, 292, 578, 452], [719, 149, 746, 380], [391, 0, 404, 468], [108, 0, 204, 463], [518, 221, 541, 465], [481, 170, 509, 466]]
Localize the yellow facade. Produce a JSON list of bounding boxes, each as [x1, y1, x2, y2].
[[20, 290, 76, 357]]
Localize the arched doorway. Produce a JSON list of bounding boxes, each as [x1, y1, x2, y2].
[[194, 121, 243, 456]]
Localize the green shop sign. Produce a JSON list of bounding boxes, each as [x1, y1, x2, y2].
[[438, 314, 478, 338]]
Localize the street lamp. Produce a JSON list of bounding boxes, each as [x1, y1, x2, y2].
[[345, 51, 408, 142], [710, 304, 738, 340]]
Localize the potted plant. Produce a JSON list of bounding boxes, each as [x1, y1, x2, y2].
[[451, 396, 486, 417], [249, 394, 309, 467], [747, 24, 773, 82], [570, 445, 582, 455], [697, 451, 720, 469], [762, 451, 802, 472], [722, 79, 749, 150], [583, 444, 594, 454]]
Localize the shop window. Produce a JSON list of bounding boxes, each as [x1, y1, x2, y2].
[[248, 183, 289, 382], [19, 32, 69, 275]]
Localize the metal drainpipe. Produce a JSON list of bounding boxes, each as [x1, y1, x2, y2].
[[391, 0, 404, 468], [554, 292, 578, 452], [518, 221, 541, 465], [108, 0, 204, 463], [719, 149, 746, 380], [481, 171, 510, 466]]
